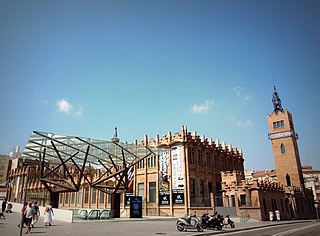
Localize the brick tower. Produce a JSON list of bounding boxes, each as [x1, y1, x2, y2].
[[267, 86, 304, 189]]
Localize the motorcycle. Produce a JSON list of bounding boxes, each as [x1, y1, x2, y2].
[[223, 215, 235, 228], [176, 215, 204, 232], [201, 212, 223, 230]]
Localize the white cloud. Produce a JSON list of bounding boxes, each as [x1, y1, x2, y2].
[[230, 116, 254, 128], [57, 99, 72, 113], [231, 86, 250, 101], [191, 100, 216, 114], [57, 99, 83, 117]]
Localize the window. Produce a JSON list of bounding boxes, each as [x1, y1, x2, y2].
[[200, 180, 205, 198], [78, 188, 82, 204], [59, 194, 63, 204], [273, 120, 285, 129], [149, 182, 156, 203], [286, 174, 291, 187], [190, 179, 196, 205], [148, 155, 157, 168], [280, 144, 286, 154], [263, 198, 267, 214], [71, 192, 75, 204], [99, 191, 105, 204], [92, 189, 96, 204], [137, 160, 145, 169], [65, 192, 69, 204], [240, 195, 246, 206], [271, 199, 277, 211], [231, 195, 236, 207], [190, 179, 196, 198], [216, 182, 222, 194], [198, 150, 204, 166], [208, 182, 213, 194], [188, 147, 195, 164], [84, 187, 89, 204], [138, 183, 144, 201]]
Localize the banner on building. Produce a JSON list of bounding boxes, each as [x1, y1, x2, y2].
[[159, 150, 170, 205], [173, 189, 184, 204], [171, 145, 185, 204], [125, 165, 135, 205]]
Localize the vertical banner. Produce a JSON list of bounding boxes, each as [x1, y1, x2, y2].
[[172, 145, 185, 204], [159, 150, 170, 205], [125, 166, 135, 205]]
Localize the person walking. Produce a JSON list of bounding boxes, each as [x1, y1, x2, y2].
[[18, 202, 28, 228], [44, 202, 54, 226], [269, 211, 274, 221], [1, 198, 7, 213], [25, 202, 35, 234], [275, 209, 281, 221], [31, 201, 40, 227]]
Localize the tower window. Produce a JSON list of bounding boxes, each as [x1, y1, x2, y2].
[[273, 120, 285, 129], [286, 174, 291, 187], [280, 144, 286, 154]]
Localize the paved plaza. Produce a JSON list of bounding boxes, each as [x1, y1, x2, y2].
[[0, 212, 315, 236]]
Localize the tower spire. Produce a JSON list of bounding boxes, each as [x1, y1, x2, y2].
[[111, 127, 120, 142], [272, 86, 283, 113]]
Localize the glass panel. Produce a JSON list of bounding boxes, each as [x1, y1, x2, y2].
[[149, 182, 156, 203]]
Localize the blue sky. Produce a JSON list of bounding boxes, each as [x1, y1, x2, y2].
[[1, 0, 320, 171]]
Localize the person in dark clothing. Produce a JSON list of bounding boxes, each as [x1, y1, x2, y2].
[[1, 198, 7, 213]]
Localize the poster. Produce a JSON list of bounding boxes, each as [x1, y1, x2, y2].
[[159, 150, 170, 205], [125, 166, 135, 205], [171, 145, 185, 204]]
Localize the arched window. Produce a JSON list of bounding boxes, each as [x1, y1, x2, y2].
[[280, 143, 286, 154], [286, 174, 291, 187]]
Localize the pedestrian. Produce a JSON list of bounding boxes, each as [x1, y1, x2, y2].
[[275, 209, 281, 221], [24, 202, 35, 234], [269, 211, 274, 221], [18, 202, 28, 228], [6, 202, 12, 213], [1, 198, 7, 213], [31, 201, 40, 227], [44, 202, 54, 226]]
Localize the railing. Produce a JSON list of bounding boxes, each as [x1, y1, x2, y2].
[[74, 209, 113, 221]]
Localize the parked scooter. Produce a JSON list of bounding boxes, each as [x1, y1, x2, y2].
[[201, 212, 223, 230], [223, 215, 235, 228], [176, 215, 204, 232]]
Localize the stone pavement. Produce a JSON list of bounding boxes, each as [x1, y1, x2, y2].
[[0, 211, 314, 236]]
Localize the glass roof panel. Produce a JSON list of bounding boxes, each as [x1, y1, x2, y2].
[[22, 131, 163, 167]]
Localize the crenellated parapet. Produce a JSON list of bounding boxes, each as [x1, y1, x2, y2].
[[254, 180, 284, 192], [141, 125, 243, 160], [221, 170, 285, 193]]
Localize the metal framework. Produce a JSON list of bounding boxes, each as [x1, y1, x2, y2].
[[22, 131, 160, 194]]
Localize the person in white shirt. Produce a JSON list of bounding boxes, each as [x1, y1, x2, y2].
[[44, 202, 54, 226], [275, 210, 281, 221], [25, 202, 35, 234]]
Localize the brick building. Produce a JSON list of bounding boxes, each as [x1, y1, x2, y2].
[[7, 126, 244, 217], [221, 87, 316, 220]]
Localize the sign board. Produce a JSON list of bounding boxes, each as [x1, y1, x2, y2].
[[130, 196, 142, 218], [269, 131, 293, 140]]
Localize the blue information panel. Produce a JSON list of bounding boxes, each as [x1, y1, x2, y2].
[[130, 196, 142, 218]]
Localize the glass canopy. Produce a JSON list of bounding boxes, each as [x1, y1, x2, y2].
[[23, 131, 160, 168]]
